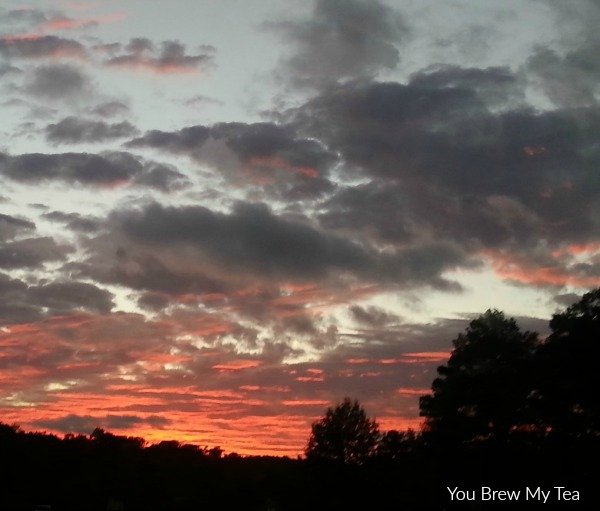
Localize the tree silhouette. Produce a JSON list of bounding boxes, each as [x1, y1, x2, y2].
[[376, 429, 418, 460], [305, 398, 380, 464], [419, 310, 539, 445], [533, 288, 600, 439]]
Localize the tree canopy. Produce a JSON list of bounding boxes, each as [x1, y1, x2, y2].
[[533, 288, 600, 439], [305, 398, 380, 464], [419, 309, 539, 445]]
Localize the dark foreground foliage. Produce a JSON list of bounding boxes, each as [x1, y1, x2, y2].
[[1, 421, 598, 510]]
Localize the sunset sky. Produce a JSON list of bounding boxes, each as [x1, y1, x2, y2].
[[1, 0, 599, 456]]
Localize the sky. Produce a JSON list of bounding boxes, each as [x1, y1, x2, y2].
[[0, 0, 599, 456]]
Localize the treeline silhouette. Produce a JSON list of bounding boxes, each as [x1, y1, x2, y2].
[[1, 289, 599, 510]]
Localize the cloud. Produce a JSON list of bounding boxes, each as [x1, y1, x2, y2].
[[0, 8, 49, 28], [0, 35, 86, 59], [0, 63, 22, 77], [409, 64, 523, 107], [66, 199, 472, 322], [552, 292, 582, 307], [104, 38, 215, 74], [127, 122, 337, 199], [267, 0, 408, 88], [27, 281, 114, 315], [112, 201, 373, 282], [45, 116, 139, 144], [32, 413, 169, 433], [0, 237, 70, 270], [0, 151, 188, 191], [0, 7, 123, 33], [42, 211, 100, 233], [288, 70, 600, 289], [0, 213, 35, 241], [525, 0, 600, 107], [349, 305, 401, 327], [183, 94, 224, 108], [130, 163, 190, 192], [116, 201, 470, 286], [89, 100, 129, 117], [526, 44, 600, 107], [0, 151, 140, 185], [0, 274, 112, 324], [484, 248, 600, 289], [24, 63, 92, 99], [36, 12, 126, 33], [0, 308, 476, 454]]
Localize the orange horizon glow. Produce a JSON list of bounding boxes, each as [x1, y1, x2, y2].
[[0, 406, 426, 457], [0, 297, 454, 455]]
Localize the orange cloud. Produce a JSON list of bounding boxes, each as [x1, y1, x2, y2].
[[483, 249, 600, 288], [378, 416, 424, 432], [400, 352, 450, 363], [247, 156, 319, 179], [523, 145, 547, 157], [282, 399, 330, 407], [397, 387, 431, 397], [295, 376, 325, 382], [346, 358, 370, 365], [0, 308, 436, 456], [374, 352, 450, 365], [212, 360, 262, 372], [38, 12, 126, 32], [559, 243, 600, 256]]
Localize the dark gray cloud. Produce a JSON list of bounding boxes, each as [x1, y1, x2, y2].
[[0, 213, 35, 241], [291, 73, 600, 269], [317, 182, 414, 244], [42, 211, 100, 233], [319, 181, 544, 250], [0, 274, 39, 324], [0, 151, 141, 185], [0, 8, 49, 27], [116, 201, 371, 281], [131, 162, 190, 192], [89, 101, 130, 118], [0, 237, 69, 269], [349, 305, 401, 327], [552, 292, 582, 307], [183, 94, 224, 108], [409, 65, 524, 108], [0, 273, 112, 324], [137, 291, 172, 311], [268, 0, 408, 88], [0, 35, 86, 60], [104, 39, 215, 74], [526, 0, 600, 107], [72, 201, 472, 304], [527, 43, 600, 107], [32, 414, 170, 434], [73, 252, 231, 298], [0, 151, 188, 191], [45, 117, 139, 144], [24, 63, 92, 100], [1, 98, 58, 120], [127, 125, 211, 154], [127, 122, 337, 199], [28, 281, 114, 314]]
